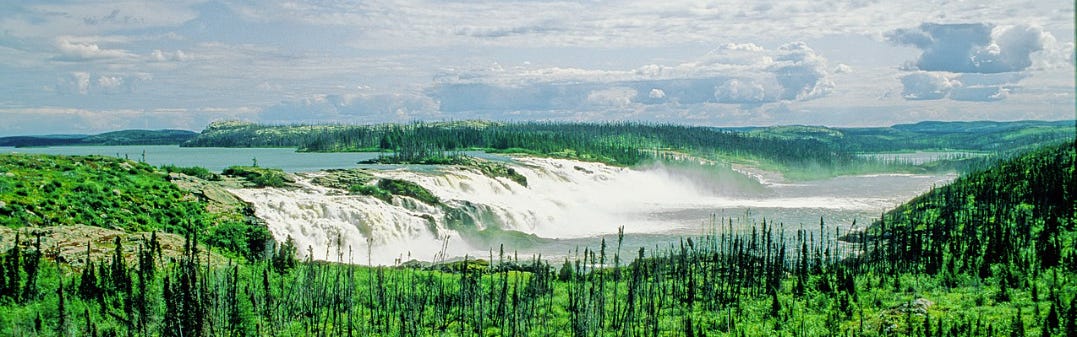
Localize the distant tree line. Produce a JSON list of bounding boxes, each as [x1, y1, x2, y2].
[[183, 121, 857, 168]]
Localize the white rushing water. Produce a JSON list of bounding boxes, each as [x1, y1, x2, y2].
[[228, 157, 953, 265]]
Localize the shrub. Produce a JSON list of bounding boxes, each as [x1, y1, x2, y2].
[[376, 179, 439, 205], [161, 165, 220, 180], [349, 184, 392, 202], [222, 166, 291, 188]]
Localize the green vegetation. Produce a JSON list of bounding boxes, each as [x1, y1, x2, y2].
[[309, 169, 443, 205], [468, 158, 529, 187], [184, 120, 861, 174], [0, 141, 1072, 336], [349, 184, 393, 202], [0, 154, 270, 261], [0, 154, 203, 233], [363, 153, 529, 187], [376, 179, 440, 205], [0, 129, 197, 147], [752, 120, 1074, 153], [221, 166, 293, 188], [310, 170, 440, 205], [161, 165, 220, 181], [185, 120, 1074, 179]]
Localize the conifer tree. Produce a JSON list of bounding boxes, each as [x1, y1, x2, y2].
[[5, 231, 21, 301], [57, 278, 66, 334], [21, 233, 41, 301], [1065, 296, 1077, 337]]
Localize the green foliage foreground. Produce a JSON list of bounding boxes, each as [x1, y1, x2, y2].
[[0, 142, 1074, 336], [0, 154, 271, 261]]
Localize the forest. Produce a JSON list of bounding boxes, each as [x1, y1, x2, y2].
[[0, 136, 1073, 335], [0, 130, 197, 148], [181, 120, 1074, 180], [182, 121, 872, 175], [748, 120, 1074, 154]]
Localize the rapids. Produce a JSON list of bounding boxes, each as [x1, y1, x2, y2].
[[227, 156, 952, 265]]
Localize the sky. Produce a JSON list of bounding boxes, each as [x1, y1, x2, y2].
[[0, 1, 1074, 135]]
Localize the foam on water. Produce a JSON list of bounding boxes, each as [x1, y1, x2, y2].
[[228, 157, 950, 265]]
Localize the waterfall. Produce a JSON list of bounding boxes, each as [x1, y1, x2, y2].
[[227, 156, 945, 265], [227, 157, 721, 264]]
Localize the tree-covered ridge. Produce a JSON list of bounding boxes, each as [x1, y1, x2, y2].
[[0, 129, 197, 147], [0, 154, 270, 260], [860, 140, 1076, 275], [752, 120, 1075, 153], [183, 121, 853, 169]]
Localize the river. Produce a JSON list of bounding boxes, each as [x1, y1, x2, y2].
[[4, 145, 955, 265]]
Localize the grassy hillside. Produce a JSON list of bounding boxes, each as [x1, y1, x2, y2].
[[0, 142, 1072, 335], [0, 129, 197, 147], [0, 155, 202, 232], [0, 154, 270, 260]]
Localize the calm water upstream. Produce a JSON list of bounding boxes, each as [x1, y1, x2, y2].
[[3, 145, 508, 173]]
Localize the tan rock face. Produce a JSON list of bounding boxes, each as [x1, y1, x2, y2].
[[168, 172, 249, 214], [0, 225, 223, 270]]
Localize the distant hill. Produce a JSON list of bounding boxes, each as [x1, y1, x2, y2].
[[750, 120, 1075, 153], [0, 129, 197, 147]]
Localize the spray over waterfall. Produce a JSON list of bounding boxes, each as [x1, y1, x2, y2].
[[227, 157, 942, 265]]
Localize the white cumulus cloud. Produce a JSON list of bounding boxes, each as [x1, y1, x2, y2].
[[900, 72, 957, 100], [586, 87, 637, 107], [714, 79, 773, 103], [887, 23, 1057, 73], [151, 49, 191, 62], [53, 36, 136, 60]]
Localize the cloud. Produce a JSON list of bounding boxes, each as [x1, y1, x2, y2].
[[151, 49, 191, 62], [771, 42, 833, 100], [456, 24, 565, 39], [53, 36, 136, 60], [899, 72, 957, 100], [886, 23, 1055, 73], [429, 41, 836, 112], [0, 107, 257, 135], [648, 88, 666, 99], [714, 79, 773, 103], [259, 93, 439, 123], [950, 86, 1009, 102], [899, 71, 1026, 101], [636, 88, 668, 104], [55, 72, 150, 95], [586, 87, 637, 107]]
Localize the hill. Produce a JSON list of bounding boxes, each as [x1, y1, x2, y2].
[[0, 129, 197, 147], [183, 120, 849, 168], [861, 139, 1075, 274], [0, 154, 270, 260], [750, 120, 1075, 153]]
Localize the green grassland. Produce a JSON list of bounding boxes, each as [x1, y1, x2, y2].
[[0, 138, 1072, 336]]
